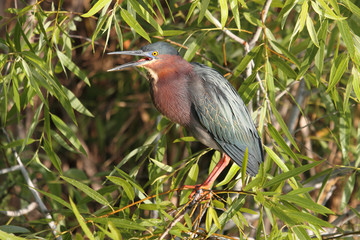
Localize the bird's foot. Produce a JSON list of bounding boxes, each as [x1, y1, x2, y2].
[[182, 184, 212, 203]]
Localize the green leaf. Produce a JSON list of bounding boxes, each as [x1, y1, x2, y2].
[[173, 136, 197, 143], [299, 0, 308, 33], [51, 114, 87, 155], [242, 82, 258, 105], [114, 12, 123, 50], [327, 53, 349, 92], [219, 0, 228, 28], [339, 110, 351, 163], [35, 188, 72, 209], [20, 103, 43, 153], [270, 56, 297, 79], [106, 176, 135, 200], [215, 162, 240, 187], [278, 0, 297, 29], [267, 123, 300, 164], [279, 194, 334, 215], [88, 218, 147, 231], [0, 225, 30, 234], [128, 0, 163, 35], [0, 230, 28, 240], [287, 211, 333, 227], [62, 87, 94, 117], [230, 0, 240, 30], [208, 195, 246, 235], [271, 206, 297, 225], [241, 148, 248, 185], [62, 176, 110, 207], [185, 163, 199, 186], [352, 66, 360, 101], [270, 101, 299, 151], [186, 0, 199, 23], [270, 41, 301, 67], [264, 145, 289, 172], [120, 9, 151, 42], [306, 15, 319, 48], [161, 30, 186, 36], [266, 60, 275, 103], [198, 0, 210, 24], [290, 0, 308, 45], [149, 158, 174, 172], [115, 167, 145, 193], [205, 205, 212, 232], [342, 0, 360, 18], [337, 20, 357, 64], [314, 0, 345, 20], [209, 207, 221, 230], [153, 0, 166, 21], [81, 0, 112, 17], [56, 50, 90, 86], [12, 75, 20, 113], [263, 159, 323, 188], [69, 197, 96, 240], [315, 19, 328, 80], [183, 33, 206, 62], [233, 45, 262, 77], [43, 139, 62, 174], [292, 226, 312, 239]]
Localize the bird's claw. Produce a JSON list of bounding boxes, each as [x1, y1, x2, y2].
[[186, 185, 212, 204]]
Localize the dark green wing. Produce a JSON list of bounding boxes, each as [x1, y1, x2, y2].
[[189, 63, 263, 176]]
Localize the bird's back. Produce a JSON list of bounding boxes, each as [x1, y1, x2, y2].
[[188, 62, 264, 176]]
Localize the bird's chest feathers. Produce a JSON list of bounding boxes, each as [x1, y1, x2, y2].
[[148, 69, 191, 126]]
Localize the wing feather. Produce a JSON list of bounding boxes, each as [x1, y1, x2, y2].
[[189, 63, 263, 175]]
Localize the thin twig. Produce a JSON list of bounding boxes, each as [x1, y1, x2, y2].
[[0, 202, 38, 217], [0, 165, 22, 175], [1, 128, 62, 240], [159, 207, 190, 240], [248, 0, 273, 49]]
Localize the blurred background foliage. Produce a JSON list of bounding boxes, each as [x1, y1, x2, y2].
[[0, 0, 360, 239]]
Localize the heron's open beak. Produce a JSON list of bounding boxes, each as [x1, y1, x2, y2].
[[107, 50, 155, 72]]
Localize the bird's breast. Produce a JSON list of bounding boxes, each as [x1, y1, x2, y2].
[[148, 70, 192, 126]]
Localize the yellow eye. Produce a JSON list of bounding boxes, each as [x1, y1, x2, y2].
[[152, 51, 158, 56]]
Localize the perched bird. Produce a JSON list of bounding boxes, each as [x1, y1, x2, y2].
[[108, 42, 263, 192]]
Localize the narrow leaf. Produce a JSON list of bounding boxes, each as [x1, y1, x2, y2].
[[149, 158, 174, 172], [270, 101, 299, 151], [128, 0, 163, 34], [306, 15, 319, 48], [69, 197, 95, 240], [107, 176, 135, 200], [62, 176, 110, 207], [230, 0, 240, 30], [219, 0, 228, 28], [264, 159, 323, 188], [216, 162, 240, 187], [81, 0, 112, 17], [279, 194, 334, 215], [56, 50, 90, 86], [198, 0, 210, 24], [268, 123, 300, 164], [51, 114, 87, 155], [121, 9, 151, 42], [327, 53, 349, 92]]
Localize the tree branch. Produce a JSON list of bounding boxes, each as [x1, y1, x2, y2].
[[1, 128, 62, 240]]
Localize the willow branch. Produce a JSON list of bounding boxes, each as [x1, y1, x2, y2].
[[0, 202, 38, 217], [2, 128, 62, 240]]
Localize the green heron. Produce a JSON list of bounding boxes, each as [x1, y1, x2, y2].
[[108, 42, 264, 194]]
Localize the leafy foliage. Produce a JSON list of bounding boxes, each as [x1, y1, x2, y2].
[[1, 0, 360, 239]]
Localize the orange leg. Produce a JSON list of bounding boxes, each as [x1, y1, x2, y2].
[[183, 154, 231, 199]]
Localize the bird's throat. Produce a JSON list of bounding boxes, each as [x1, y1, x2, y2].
[[145, 67, 159, 85]]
